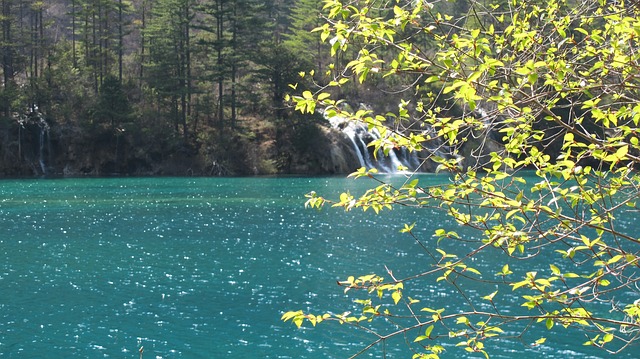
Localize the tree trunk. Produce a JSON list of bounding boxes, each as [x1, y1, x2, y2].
[[230, 0, 237, 128], [71, 0, 77, 67], [1, 0, 12, 118], [181, 0, 190, 139], [2, 0, 13, 89], [216, 0, 224, 128], [92, 9, 98, 93], [139, 0, 146, 87], [118, 0, 123, 81]]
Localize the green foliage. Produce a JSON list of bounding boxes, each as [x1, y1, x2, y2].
[[284, 0, 640, 357], [92, 75, 131, 127], [283, 0, 329, 74]]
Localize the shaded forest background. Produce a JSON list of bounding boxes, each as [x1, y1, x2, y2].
[[0, 0, 386, 177]]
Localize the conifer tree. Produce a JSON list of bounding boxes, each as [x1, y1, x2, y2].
[[283, 0, 327, 74], [0, 0, 17, 118], [144, 0, 192, 137]]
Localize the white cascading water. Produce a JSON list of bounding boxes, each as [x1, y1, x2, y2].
[[328, 115, 421, 173], [24, 105, 50, 175]]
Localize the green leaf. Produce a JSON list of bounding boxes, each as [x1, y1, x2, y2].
[[400, 223, 415, 233], [564, 132, 574, 143], [426, 75, 440, 83], [392, 290, 402, 304], [482, 290, 498, 301], [607, 255, 623, 264], [425, 324, 434, 338], [546, 318, 554, 330]]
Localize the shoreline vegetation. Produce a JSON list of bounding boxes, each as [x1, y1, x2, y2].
[[0, 0, 501, 178], [0, 0, 355, 178]]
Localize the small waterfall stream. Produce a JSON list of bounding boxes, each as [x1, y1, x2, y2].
[[34, 108, 50, 175], [20, 105, 50, 176], [328, 115, 422, 173], [38, 122, 48, 174]]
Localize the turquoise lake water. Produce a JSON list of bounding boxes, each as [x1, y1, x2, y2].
[[0, 176, 635, 358]]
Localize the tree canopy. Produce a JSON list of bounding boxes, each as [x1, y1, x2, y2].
[[0, 0, 343, 176], [283, 0, 640, 357]]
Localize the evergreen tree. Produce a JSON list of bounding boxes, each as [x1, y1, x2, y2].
[[194, 0, 230, 128], [283, 0, 327, 75], [93, 73, 130, 127], [0, 0, 16, 117], [144, 0, 192, 138], [227, 0, 275, 126]]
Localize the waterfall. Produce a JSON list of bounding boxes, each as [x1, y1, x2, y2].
[[39, 125, 46, 174], [31, 106, 49, 176], [342, 125, 367, 168], [328, 115, 421, 173]]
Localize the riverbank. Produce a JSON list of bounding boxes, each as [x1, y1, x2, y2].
[[0, 115, 362, 178]]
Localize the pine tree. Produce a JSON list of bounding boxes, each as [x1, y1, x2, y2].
[[0, 0, 16, 117], [283, 0, 327, 74], [144, 0, 192, 138], [193, 0, 231, 128], [227, 0, 274, 127]]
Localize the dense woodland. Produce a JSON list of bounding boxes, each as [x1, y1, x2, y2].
[[0, 0, 368, 176]]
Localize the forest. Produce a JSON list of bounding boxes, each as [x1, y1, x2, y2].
[[0, 0, 375, 177]]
